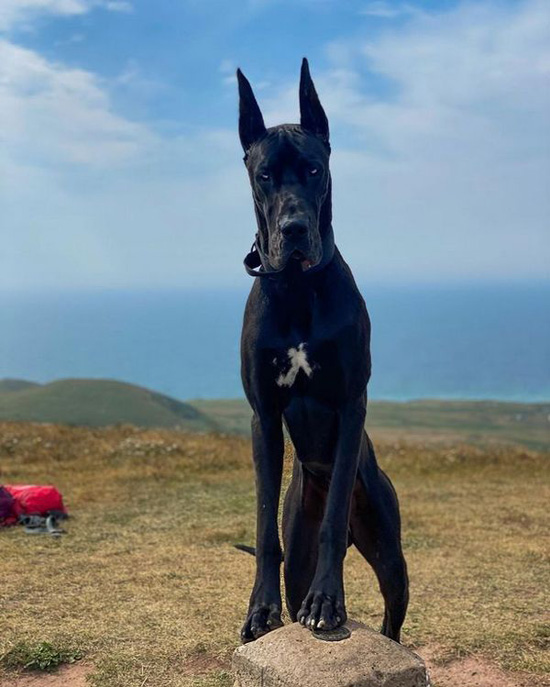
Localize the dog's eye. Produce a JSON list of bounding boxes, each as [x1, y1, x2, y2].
[[309, 168, 319, 176], [259, 172, 270, 181]]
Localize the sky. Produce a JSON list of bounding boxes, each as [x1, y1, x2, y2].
[[1, 0, 549, 291]]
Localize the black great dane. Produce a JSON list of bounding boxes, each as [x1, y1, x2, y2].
[[237, 59, 409, 645]]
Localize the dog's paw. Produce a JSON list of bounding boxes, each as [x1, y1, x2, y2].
[[240, 603, 283, 643], [297, 591, 346, 632]]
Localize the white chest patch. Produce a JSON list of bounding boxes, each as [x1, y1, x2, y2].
[[276, 343, 313, 388]]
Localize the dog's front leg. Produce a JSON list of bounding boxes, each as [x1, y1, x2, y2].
[[297, 399, 366, 632], [241, 412, 285, 643]]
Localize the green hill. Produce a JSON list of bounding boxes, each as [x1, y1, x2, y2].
[[0, 378, 215, 431], [0, 379, 41, 393], [1, 378, 548, 448]]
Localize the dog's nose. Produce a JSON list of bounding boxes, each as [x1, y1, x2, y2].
[[280, 221, 308, 240]]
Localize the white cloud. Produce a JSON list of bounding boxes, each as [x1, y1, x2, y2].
[[0, 40, 156, 167], [323, 2, 550, 147], [359, 2, 412, 19], [103, 1, 133, 13], [54, 32, 85, 45], [0, 0, 89, 31], [219, 59, 235, 74], [0, 0, 133, 32]]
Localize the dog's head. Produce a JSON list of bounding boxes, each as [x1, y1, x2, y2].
[[237, 59, 332, 273]]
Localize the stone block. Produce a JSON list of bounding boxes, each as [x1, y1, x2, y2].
[[233, 620, 428, 687]]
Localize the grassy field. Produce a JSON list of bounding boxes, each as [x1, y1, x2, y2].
[[0, 421, 548, 686]]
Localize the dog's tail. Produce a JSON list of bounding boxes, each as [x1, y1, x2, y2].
[[234, 543, 256, 556], [234, 544, 284, 561]]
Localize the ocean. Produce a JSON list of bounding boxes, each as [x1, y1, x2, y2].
[[1, 283, 548, 402]]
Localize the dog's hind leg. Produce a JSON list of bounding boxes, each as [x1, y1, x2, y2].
[[282, 458, 326, 621], [350, 436, 409, 643]]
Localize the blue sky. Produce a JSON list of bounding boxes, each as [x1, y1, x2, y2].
[[1, 0, 549, 290]]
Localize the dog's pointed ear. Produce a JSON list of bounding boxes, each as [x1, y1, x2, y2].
[[299, 58, 329, 145], [237, 68, 267, 154]]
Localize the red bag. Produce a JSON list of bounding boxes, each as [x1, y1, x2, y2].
[[3, 485, 67, 521]]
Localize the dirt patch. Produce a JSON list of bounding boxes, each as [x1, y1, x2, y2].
[[0, 663, 93, 687], [181, 650, 231, 675], [420, 645, 550, 687]]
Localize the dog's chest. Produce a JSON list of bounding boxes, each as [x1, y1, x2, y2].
[[272, 342, 316, 388]]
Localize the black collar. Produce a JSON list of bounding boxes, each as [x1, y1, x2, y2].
[[243, 229, 335, 278]]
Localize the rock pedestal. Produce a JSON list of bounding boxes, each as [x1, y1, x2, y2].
[[233, 621, 428, 687]]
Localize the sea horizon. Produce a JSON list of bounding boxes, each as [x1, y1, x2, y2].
[[1, 281, 549, 403]]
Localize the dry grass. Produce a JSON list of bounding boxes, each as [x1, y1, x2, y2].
[[0, 421, 548, 686]]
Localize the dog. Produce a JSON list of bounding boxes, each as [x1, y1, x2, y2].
[[237, 59, 409, 644]]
